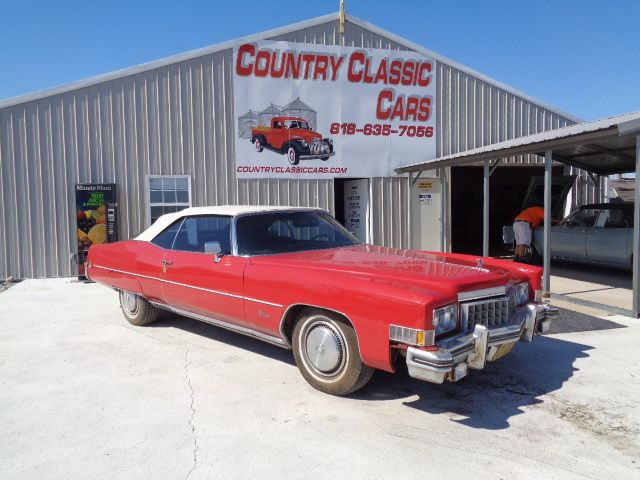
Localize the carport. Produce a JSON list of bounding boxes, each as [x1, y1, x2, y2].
[[396, 111, 640, 316]]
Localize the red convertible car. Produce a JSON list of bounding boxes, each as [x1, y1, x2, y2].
[[87, 206, 556, 395]]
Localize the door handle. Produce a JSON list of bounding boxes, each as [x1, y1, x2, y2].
[[161, 259, 173, 273]]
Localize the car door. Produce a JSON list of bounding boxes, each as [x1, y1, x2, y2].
[[138, 218, 184, 302], [586, 208, 630, 266], [271, 120, 285, 149], [160, 215, 248, 325], [548, 208, 598, 260]]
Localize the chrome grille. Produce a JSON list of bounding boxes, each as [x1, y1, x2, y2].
[[461, 295, 515, 331]]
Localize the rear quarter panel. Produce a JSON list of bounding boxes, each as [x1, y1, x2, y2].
[[87, 240, 150, 296]]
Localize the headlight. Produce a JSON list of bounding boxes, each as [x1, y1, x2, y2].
[[514, 282, 529, 306], [433, 304, 458, 336]]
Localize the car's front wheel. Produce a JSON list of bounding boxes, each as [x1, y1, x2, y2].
[[292, 309, 374, 396], [286, 146, 300, 165], [119, 290, 160, 326]]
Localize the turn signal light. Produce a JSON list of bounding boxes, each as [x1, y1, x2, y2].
[[389, 325, 435, 347]]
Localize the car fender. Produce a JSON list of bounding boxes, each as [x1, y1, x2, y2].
[[243, 264, 437, 372]]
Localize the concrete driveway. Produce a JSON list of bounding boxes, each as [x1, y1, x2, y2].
[[1, 279, 639, 479], [551, 262, 633, 314]]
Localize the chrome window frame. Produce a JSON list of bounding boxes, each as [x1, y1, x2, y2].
[[231, 209, 361, 258]]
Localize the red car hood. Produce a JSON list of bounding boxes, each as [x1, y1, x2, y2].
[[249, 244, 519, 298], [289, 129, 323, 141]]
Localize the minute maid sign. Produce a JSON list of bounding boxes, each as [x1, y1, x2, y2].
[[233, 41, 436, 179]]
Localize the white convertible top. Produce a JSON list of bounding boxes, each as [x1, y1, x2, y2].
[[135, 205, 326, 241]]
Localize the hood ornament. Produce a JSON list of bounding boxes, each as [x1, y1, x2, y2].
[[476, 258, 484, 269]]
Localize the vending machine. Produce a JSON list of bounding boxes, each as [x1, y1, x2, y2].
[[75, 184, 118, 279]]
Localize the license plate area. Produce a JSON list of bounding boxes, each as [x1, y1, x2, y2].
[[450, 363, 468, 382]]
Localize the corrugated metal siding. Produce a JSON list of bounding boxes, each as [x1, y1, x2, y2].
[[369, 177, 411, 248], [1, 51, 241, 278], [0, 18, 584, 278], [436, 63, 573, 161]]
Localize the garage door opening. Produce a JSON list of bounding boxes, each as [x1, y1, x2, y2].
[[450, 165, 567, 256]]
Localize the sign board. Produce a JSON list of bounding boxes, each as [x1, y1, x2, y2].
[[419, 193, 432, 205], [343, 179, 370, 242], [75, 184, 118, 278], [233, 41, 436, 179]]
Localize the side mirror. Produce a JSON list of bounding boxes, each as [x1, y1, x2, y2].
[[204, 241, 223, 263]]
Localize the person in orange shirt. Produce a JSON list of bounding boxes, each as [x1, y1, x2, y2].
[[513, 205, 545, 262]]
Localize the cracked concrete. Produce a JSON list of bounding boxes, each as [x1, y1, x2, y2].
[[183, 346, 199, 480], [1, 279, 640, 479]]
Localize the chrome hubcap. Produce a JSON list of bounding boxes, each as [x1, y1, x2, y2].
[[288, 149, 295, 163], [305, 322, 344, 374], [123, 292, 138, 314]]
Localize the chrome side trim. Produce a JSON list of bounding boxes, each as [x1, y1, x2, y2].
[[457, 286, 506, 302], [93, 264, 283, 307], [169, 306, 289, 349], [149, 300, 172, 311]]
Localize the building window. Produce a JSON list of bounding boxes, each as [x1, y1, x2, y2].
[[147, 175, 191, 226]]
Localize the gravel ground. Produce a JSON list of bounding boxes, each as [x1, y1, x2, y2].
[[1, 279, 639, 480]]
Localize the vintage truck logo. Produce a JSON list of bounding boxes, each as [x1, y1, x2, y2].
[[251, 116, 335, 165]]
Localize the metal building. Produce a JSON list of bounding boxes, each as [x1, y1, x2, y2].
[[0, 11, 591, 279]]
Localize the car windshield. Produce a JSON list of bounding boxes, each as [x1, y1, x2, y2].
[[284, 120, 309, 130], [236, 211, 359, 256], [563, 208, 599, 228]]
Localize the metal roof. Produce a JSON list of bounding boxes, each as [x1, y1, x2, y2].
[[259, 104, 282, 115], [396, 111, 640, 175], [0, 13, 580, 122], [284, 98, 314, 111]]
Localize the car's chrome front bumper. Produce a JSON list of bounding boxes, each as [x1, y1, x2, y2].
[[406, 303, 558, 384]]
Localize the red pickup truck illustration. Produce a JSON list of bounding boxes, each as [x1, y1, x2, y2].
[[251, 117, 334, 165]]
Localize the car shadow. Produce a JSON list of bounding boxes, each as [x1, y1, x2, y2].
[[149, 313, 591, 430], [149, 312, 296, 366], [551, 262, 631, 290], [352, 336, 592, 430]]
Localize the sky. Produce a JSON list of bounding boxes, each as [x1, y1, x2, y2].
[[1, 0, 639, 120]]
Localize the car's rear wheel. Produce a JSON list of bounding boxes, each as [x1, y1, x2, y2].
[[292, 309, 374, 396], [119, 290, 160, 326]]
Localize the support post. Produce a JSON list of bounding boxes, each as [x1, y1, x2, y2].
[[543, 150, 552, 297], [633, 136, 640, 316], [439, 168, 446, 252], [483, 160, 490, 257]]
